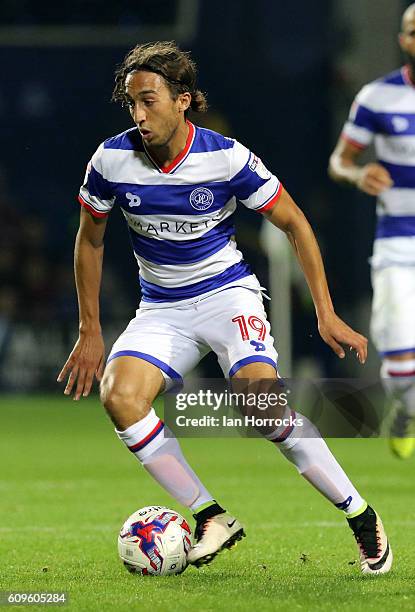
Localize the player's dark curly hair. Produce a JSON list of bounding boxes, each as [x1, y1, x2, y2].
[[112, 41, 207, 114]]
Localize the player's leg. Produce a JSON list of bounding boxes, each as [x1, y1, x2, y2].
[[232, 362, 392, 575], [200, 285, 391, 574], [186, 286, 278, 566], [381, 353, 415, 458], [371, 266, 415, 458], [101, 355, 215, 510], [233, 363, 366, 510], [100, 307, 223, 519]]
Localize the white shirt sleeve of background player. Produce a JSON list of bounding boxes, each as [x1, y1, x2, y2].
[[341, 83, 378, 148], [78, 143, 115, 216], [229, 140, 282, 212]]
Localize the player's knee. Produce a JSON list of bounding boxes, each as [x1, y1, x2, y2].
[[100, 379, 151, 422]]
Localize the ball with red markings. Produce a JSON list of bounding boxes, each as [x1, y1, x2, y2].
[[118, 506, 192, 576]]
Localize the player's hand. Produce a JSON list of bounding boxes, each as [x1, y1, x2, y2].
[[57, 331, 105, 400], [317, 311, 367, 364], [356, 163, 393, 196]]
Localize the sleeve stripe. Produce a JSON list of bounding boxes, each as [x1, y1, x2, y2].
[[78, 195, 109, 218], [340, 134, 367, 150], [257, 182, 283, 213]]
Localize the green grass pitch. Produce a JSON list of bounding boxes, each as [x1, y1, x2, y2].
[[1, 395, 414, 611]]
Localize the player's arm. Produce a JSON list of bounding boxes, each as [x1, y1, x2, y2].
[[57, 207, 107, 400], [329, 136, 393, 196], [263, 188, 367, 363]]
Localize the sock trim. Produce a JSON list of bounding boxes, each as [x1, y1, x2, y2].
[[193, 502, 226, 522], [192, 500, 216, 513], [129, 420, 164, 452], [346, 501, 368, 519], [269, 409, 297, 443]]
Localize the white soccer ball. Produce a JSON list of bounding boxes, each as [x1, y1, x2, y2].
[[118, 506, 192, 576]]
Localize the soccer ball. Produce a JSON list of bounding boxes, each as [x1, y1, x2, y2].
[[118, 506, 192, 576]]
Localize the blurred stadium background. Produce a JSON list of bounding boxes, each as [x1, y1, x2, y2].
[[0, 0, 410, 392], [2, 4, 415, 608]]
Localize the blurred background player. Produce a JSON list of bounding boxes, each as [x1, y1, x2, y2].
[[58, 41, 392, 574], [329, 3, 415, 459]]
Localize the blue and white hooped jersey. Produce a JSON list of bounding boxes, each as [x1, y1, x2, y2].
[[78, 121, 282, 304], [342, 66, 415, 268]]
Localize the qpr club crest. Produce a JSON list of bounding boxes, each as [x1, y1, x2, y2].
[[189, 187, 214, 211], [391, 116, 409, 133]]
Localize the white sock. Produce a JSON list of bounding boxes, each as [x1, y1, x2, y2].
[[381, 359, 415, 418], [266, 410, 366, 515], [116, 408, 213, 510]]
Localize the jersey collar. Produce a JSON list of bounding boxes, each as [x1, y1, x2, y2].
[[143, 119, 195, 174]]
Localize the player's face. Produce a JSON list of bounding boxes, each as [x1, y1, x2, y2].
[[399, 12, 415, 68], [125, 71, 189, 148]]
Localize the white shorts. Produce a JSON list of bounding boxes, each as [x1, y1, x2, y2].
[[107, 284, 278, 384], [370, 266, 415, 356]]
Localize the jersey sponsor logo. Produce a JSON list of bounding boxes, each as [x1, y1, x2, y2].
[[124, 213, 222, 236], [126, 192, 141, 207], [248, 154, 271, 180], [391, 116, 409, 133], [189, 187, 214, 211]]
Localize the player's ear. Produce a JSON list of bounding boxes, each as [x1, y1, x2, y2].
[[178, 92, 191, 113]]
